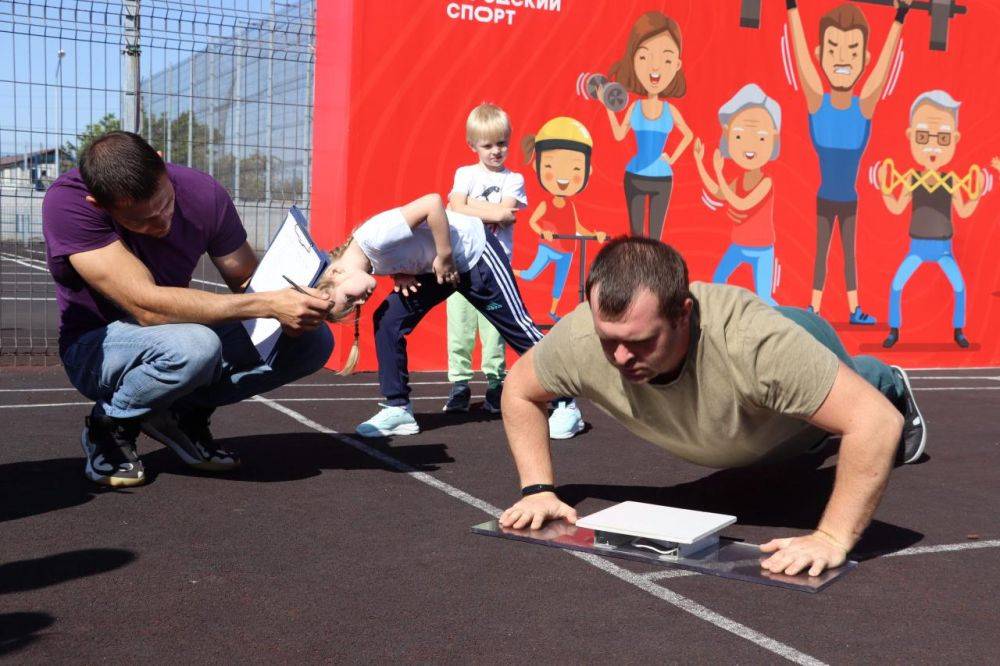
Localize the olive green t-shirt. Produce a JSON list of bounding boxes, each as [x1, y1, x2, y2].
[[532, 283, 840, 468]]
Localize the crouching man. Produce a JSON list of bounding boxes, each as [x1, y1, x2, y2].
[[43, 131, 334, 487]]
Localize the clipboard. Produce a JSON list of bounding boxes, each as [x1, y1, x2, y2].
[[241, 206, 329, 364]]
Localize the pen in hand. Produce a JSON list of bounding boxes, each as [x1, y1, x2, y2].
[[282, 274, 309, 295]]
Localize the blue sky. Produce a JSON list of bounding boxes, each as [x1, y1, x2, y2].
[[0, 0, 311, 157]]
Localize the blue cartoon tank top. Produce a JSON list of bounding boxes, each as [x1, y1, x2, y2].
[[626, 102, 674, 178]]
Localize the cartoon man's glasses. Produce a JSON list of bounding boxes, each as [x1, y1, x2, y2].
[[914, 130, 952, 147]]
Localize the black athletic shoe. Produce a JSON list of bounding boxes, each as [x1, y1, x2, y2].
[[883, 327, 899, 349], [442, 381, 471, 413], [81, 413, 145, 487], [954, 328, 970, 348], [892, 366, 926, 464], [483, 383, 502, 413], [142, 407, 240, 472]]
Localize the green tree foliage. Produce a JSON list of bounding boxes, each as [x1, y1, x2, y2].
[[62, 113, 122, 168], [63, 112, 306, 203]]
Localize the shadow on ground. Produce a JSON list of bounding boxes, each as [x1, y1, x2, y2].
[[0, 548, 136, 657], [0, 549, 137, 595], [139, 431, 455, 483], [0, 433, 455, 512], [558, 457, 924, 559], [414, 408, 502, 433], [0, 458, 105, 523], [0, 613, 55, 657]]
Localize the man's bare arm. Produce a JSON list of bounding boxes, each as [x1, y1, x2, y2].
[[787, 3, 824, 113], [808, 363, 901, 547], [859, 0, 911, 117], [498, 349, 579, 530], [69, 240, 333, 331], [760, 362, 902, 576], [211, 241, 258, 292]]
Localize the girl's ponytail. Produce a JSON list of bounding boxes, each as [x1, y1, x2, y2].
[[521, 134, 537, 164], [338, 305, 361, 375]]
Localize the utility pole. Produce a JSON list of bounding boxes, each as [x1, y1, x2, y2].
[[122, 1, 142, 133], [265, 0, 274, 202], [55, 48, 65, 177]]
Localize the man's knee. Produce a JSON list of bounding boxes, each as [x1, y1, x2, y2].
[[160, 324, 223, 383], [302, 324, 334, 373], [278, 324, 334, 379]]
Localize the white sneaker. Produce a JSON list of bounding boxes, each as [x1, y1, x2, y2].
[[549, 400, 585, 440], [356, 403, 420, 437]]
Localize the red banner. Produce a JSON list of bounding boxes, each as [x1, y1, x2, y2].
[[313, 0, 1000, 372]]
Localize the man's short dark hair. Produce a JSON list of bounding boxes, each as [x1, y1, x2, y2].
[[79, 131, 166, 208], [585, 236, 691, 322]]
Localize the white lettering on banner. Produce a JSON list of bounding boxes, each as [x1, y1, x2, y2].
[[446, 0, 559, 26], [489, 0, 563, 8]]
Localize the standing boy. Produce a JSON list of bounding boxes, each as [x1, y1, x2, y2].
[[443, 103, 526, 414]]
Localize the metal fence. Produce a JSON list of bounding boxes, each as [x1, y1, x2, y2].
[[0, 0, 316, 364]]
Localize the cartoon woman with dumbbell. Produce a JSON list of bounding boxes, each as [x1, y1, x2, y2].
[[601, 11, 693, 240], [515, 117, 606, 322]]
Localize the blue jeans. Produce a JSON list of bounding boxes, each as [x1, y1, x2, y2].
[[777, 306, 904, 406], [518, 244, 573, 301], [60, 319, 333, 419], [712, 243, 777, 306], [888, 238, 965, 329]]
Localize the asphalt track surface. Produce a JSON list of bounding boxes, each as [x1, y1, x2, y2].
[[1, 364, 998, 663]]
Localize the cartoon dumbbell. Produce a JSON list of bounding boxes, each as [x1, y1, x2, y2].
[[738, 0, 967, 52], [585, 74, 628, 113]]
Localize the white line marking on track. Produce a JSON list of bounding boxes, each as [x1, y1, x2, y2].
[[260, 396, 454, 402], [572, 552, 826, 666], [0, 252, 48, 270], [0, 388, 76, 393], [912, 376, 1000, 381], [638, 569, 698, 581], [252, 395, 827, 666], [1, 297, 57, 301], [0, 402, 91, 409], [909, 365, 1000, 371], [882, 540, 1000, 557], [287, 380, 488, 388], [913, 387, 1000, 392], [2, 250, 226, 288]]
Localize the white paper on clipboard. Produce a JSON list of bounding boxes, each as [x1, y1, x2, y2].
[[242, 206, 328, 363]]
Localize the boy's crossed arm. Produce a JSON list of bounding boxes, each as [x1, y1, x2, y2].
[[448, 192, 518, 225]]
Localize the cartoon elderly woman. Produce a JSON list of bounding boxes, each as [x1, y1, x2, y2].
[[692, 83, 781, 306], [602, 11, 693, 240]]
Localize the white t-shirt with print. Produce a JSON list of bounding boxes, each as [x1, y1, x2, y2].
[[353, 207, 486, 276], [450, 164, 527, 258]]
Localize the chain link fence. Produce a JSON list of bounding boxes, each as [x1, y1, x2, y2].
[[0, 0, 316, 365]]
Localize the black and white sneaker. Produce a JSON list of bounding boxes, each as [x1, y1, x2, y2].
[[141, 407, 240, 472], [892, 366, 926, 464], [80, 414, 145, 487], [442, 381, 471, 413]]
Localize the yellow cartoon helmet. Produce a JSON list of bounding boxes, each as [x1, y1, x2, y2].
[[527, 116, 594, 191], [535, 117, 593, 149]]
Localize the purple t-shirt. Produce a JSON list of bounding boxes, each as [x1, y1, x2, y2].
[[42, 164, 247, 353]]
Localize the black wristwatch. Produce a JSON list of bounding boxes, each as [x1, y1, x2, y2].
[[521, 483, 557, 497]]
